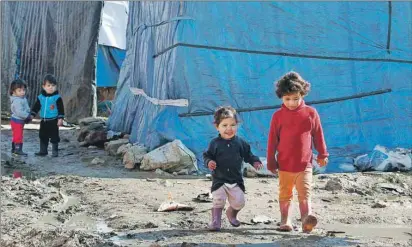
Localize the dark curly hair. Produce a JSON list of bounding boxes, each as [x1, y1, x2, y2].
[[9, 79, 27, 96], [275, 71, 311, 98], [213, 106, 239, 126]]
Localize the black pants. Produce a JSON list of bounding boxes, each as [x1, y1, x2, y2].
[[39, 119, 60, 144]]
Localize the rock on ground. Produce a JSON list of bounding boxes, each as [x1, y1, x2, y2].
[[140, 140, 198, 173], [78, 117, 106, 127], [123, 144, 148, 169], [105, 139, 130, 156], [325, 178, 344, 191], [91, 157, 105, 165]]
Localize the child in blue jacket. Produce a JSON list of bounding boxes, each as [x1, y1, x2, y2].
[[31, 74, 65, 157]]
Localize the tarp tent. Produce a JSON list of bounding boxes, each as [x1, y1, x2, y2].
[[108, 1, 412, 173], [96, 46, 126, 88], [1, 1, 102, 123], [96, 1, 128, 88]]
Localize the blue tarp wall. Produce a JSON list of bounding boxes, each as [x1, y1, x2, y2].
[[108, 2, 412, 173], [96, 45, 126, 87]]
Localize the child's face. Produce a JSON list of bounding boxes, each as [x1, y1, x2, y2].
[[282, 92, 303, 110], [215, 117, 238, 140], [43, 81, 56, 94], [13, 87, 26, 97]]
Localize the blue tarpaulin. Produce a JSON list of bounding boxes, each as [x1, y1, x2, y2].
[[108, 2, 412, 173], [96, 45, 126, 87]]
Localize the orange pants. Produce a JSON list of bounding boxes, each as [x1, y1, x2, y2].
[[278, 167, 312, 202]]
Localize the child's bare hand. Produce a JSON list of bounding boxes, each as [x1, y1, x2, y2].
[[317, 157, 328, 167], [57, 119, 63, 127], [253, 162, 263, 170], [208, 160, 217, 171], [267, 167, 278, 175]]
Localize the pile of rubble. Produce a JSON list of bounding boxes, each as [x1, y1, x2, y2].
[[320, 173, 412, 198], [77, 117, 199, 176]]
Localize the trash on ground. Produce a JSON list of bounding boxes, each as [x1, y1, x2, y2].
[[157, 201, 194, 212], [354, 145, 412, 172], [192, 192, 213, 203]]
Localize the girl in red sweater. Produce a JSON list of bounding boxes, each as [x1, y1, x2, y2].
[[267, 71, 329, 233]]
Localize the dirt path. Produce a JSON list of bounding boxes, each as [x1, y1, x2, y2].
[[1, 122, 412, 247]]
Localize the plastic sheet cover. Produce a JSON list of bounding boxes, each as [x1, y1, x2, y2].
[[96, 46, 126, 87], [108, 2, 412, 173], [1, 1, 102, 122]]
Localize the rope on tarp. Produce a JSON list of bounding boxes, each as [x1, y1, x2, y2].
[[153, 43, 412, 64], [178, 88, 392, 117]]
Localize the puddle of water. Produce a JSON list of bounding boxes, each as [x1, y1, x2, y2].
[[323, 223, 412, 241], [110, 232, 150, 242], [65, 214, 97, 231], [53, 194, 80, 212], [2, 167, 39, 180], [96, 220, 114, 234], [34, 214, 61, 229], [108, 229, 357, 246]]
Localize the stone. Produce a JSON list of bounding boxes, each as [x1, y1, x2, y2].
[[79, 141, 88, 147], [105, 139, 130, 156], [78, 117, 105, 127], [86, 122, 105, 131], [159, 179, 173, 187], [155, 169, 173, 177], [243, 163, 276, 178], [84, 130, 108, 146], [347, 188, 366, 196], [77, 128, 90, 142], [177, 169, 189, 175], [251, 215, 273, 224], [140, 140, 198, 172], [123, 144, 148, 169], [371, 201, 387, 208], [91, 158, 105, 165], [378, 183, 404, 193], [117, 143, 132, 156], [144, 222, 158, 229], [243, 163, 258, 178], [325, 178, 343, 191]]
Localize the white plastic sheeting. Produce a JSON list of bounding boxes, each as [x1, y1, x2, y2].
[[98, 1, 129, 50]]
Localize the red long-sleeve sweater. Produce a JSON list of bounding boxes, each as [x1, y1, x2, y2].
[[266, 101, 329, 173]]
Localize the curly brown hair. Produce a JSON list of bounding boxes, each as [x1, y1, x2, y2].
[[275, 71, 311, 98], [213, 106, 239, 126]]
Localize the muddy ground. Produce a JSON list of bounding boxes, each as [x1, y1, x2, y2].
[[1, 120, 412, 247]]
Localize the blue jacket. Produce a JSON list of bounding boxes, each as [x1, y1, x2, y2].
[[31, 90, 65, 120]]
